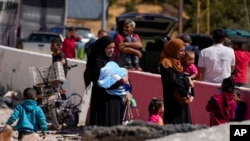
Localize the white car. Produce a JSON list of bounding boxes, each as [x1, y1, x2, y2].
[[22, 31, 64, 54]]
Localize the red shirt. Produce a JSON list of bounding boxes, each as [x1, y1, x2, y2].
[[234, 49, 250, 84], [62, 36, 80, 58]]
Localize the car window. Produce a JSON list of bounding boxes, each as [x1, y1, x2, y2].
[[28, 34, 61, 43]]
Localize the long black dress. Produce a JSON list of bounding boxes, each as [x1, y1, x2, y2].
[[86, 36, 124, 126], [160, 64, 192, 124]]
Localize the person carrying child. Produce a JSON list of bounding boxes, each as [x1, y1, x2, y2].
[[148, 98, 164, 126], [6, 88, 47, 140], [98, 61, 132, 104], [114, 19, 142, 71], [206, 76, 237, 126]]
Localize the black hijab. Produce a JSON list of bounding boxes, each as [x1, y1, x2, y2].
[[84, 36, 114, 88], [87, 36, 114, 67]]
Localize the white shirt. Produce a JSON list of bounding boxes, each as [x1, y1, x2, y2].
[[198, 43, 235, 83]]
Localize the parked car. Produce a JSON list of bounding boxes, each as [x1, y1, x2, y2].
[[22, 31, 64, 55], [49, 26, 96, 45], [116, 13, 179, 73]]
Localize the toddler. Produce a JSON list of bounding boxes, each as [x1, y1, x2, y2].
[[124, 35, 142, 70], [148, 98, 164, 126], [182, 51, 197, 101], [182, 51, 198, 79]]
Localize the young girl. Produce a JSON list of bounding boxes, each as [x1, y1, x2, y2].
[[148, 98, 164, 126], [206, 76, 237, 126]]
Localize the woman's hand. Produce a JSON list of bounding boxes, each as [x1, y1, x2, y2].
[[188, 77, 194, 88], [125, 93, 131, 106]]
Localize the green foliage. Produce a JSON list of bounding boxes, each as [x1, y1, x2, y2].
[[124, 0, 138, 13], [141, 0, 168, 4], [182, 0, 250, 33], [109, 0, 118, 6]]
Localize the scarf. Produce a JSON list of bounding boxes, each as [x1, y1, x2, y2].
[[159, 38, 185, 73]]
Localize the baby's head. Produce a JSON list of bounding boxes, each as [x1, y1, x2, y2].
[[184, 51, 195, 66], [23, 88, 37, 100], [148, 98, 164, 116]]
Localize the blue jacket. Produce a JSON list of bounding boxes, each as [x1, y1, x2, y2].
[[6, 100, 47, 133]]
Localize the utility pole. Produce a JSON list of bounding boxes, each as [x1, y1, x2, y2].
[[206, 0, 210, 34], [196, 0, 201, 34], [178, 0, 183, 34], [196, 0, 210, 34], [101, 0, 106, 30]]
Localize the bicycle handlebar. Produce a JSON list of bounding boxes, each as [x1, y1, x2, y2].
[[68, 64, 78, 70]]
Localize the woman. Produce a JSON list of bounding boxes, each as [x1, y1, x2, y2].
[[159, 38, 194, 124], [86, 36, 124, 126]]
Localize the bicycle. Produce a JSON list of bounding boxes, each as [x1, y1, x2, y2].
[[29, 62, 82, 130]]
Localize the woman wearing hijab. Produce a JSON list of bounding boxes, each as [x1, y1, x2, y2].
[[85, 36, 125, 126], [159, 38, 194, 124]]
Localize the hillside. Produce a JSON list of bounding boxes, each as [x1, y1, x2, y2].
[[67, 3, 163, 36]]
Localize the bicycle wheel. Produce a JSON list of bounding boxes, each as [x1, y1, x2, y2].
[[67, 93, 82, 107], [64, 108, 79, 126], [49, 104, 62, 130]]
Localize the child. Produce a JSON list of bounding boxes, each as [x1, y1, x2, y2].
[[98, 61, 132, 103], [148, 98, 164, 126], [182, 51, 198, 101], [232, 88, 247, 121], [6, 88, 47, 140], [206, 76, 237, 126], [124, 35, 142, 71], [182, 51, 198, 80], [51, 38, 68, 77], [35, 38, 68, 103]]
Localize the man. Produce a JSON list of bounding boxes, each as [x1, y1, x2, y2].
[[114, 19, 142, 71], [62, 27, 81, 59], [197, 28, 235, 83], [85, 29, 108, 59], [232, 42, 250, 87]]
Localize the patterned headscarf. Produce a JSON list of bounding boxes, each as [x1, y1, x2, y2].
[[159, 38, 185, 73]]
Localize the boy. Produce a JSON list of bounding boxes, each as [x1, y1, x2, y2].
[[51, 38, 68, 77], [35, 38, 68, 103], [232, 88, 247, 121], [6, 88, 47, 140]]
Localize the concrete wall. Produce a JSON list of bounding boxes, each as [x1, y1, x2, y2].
[[0, 45, 91, 125], [129, 71, 250, 126], [1, 45, 250, 126]]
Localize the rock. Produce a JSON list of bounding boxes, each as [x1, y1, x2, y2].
[[83, 120, 208, 141], [2, 91, 23, 107], [147, 120, 250, 141]]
